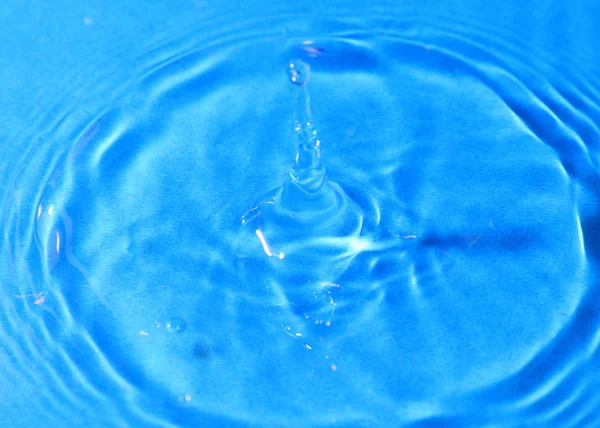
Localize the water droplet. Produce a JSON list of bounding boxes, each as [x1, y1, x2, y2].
[[166, 318, 186, 333], [287, 59, 310, 85]]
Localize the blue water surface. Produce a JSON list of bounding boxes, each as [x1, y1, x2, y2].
[[2, 1, 600, 427]]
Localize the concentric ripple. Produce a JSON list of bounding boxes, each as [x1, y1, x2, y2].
[[1, 4, 600, 427]]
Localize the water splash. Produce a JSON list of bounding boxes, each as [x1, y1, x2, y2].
[[236, 60, 364, 287], [2, 9, 598, 425]]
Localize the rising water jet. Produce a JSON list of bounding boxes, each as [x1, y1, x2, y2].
[[235, 59, 364, 288], [237, 60, 363, 273]]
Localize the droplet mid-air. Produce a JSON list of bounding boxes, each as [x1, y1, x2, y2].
[[287, 60, 310, 85]]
